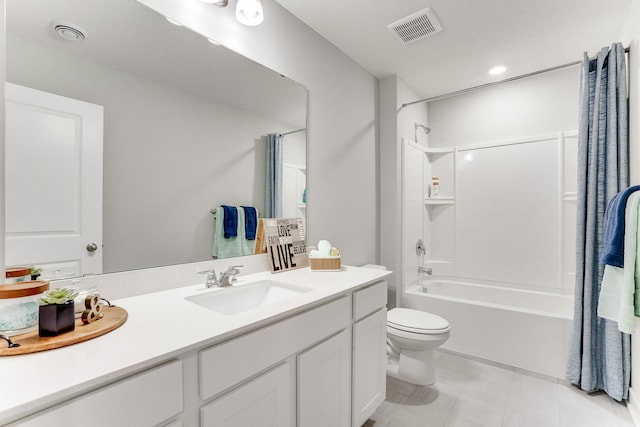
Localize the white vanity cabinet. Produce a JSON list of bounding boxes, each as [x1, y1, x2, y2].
[[352, 281, 388, 427], [9, 360, 184, 427], [198, 280, 387, 427], [201, 362, 292, 427], [5, 276, 389, 427], [298, 330, 351, 427]]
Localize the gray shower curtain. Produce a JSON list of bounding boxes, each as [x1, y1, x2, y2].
[[566, 43, 629, 401], [265, 133, 283, 218]]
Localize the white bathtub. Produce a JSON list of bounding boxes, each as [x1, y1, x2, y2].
[[404, 279, 574, 378]]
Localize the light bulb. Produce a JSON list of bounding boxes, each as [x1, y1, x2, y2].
[[236, 0, 264, 26], [488, 65, 507, 75]]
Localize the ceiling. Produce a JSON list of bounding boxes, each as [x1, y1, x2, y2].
[[7, 0, 307, 128], [274, 0, 633, 99]]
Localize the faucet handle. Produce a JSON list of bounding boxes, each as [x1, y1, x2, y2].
[[198, 269, 219, 287], [418, 266, 433, 275], [226, 265, 243, 273]]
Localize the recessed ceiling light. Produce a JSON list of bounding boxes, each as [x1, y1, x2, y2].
[[207, 38, 220, 45], [488, 65, 507, 76], [52, 21, 86, 41], [165, 17, 183, 26]]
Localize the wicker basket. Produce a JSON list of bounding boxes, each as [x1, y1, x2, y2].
[[309, 256, 342, 271]]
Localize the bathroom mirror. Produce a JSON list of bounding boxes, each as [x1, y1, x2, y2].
[[5, 0, 307, 278]]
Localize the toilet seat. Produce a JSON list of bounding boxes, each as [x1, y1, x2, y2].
[[387, 308, 450, 335]]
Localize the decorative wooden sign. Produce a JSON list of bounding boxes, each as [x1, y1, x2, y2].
[[263, 218, 308, 273]]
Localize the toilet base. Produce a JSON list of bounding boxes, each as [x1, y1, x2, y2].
[[386, 348, 436, 386]]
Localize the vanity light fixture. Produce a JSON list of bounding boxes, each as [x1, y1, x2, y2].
[[236, 0, 264, 26], [488, 64, 507, 76]]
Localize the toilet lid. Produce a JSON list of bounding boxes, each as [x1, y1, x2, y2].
[[387, 308, 449, 333]]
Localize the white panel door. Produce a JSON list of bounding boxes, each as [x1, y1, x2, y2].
[[5, 83, 103, 277], [353, 309, 387, 427], [201, 362, 292, 427], [298, 330, 351, 427]]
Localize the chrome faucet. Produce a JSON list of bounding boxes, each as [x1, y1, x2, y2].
[[418, 266, 433, 276], [198, 265, 243, 288], [199, 269, 220, 288], [219, 265, 243, 287]]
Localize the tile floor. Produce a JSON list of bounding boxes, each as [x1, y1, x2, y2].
[[365, 350, 635, 427]]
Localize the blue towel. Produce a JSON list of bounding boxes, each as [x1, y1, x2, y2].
[[601, 185, 640, 267], [241, 206, 258, 240], [221, 205, 238, 238]]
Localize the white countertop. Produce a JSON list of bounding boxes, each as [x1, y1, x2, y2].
[[0, 265, 391, 425]]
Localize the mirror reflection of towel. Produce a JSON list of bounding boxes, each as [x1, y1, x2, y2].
[[221, 205, 238, 238], [242, 206, 258, 240]]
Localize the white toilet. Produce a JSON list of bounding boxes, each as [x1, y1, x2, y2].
[[386, 307, 450, 385], [360, 264, 450, 386]]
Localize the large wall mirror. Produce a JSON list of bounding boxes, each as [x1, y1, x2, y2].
[[5, 0, 308, 279]]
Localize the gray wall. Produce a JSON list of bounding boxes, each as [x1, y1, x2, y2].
[[618, 0, 640, 410], [379, 75, 429, 302], [139, 0, 379, 267], [427, 66, 579, 147]]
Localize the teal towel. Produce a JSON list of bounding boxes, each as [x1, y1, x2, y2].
[[212, 206, 242, 259], [598, 191, 640, 333], [212, 205, 258, 258]]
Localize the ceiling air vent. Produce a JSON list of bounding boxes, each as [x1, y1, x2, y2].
[[387, 8, 443, 45]]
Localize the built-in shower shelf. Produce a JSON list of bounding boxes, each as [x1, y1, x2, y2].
[[297, 203, 306, 209], [423, 260, 452, 265], [424, 197, 455, 206], [424, 147, 454, 154]]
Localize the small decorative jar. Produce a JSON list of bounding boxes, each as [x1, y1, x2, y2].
[[5, 267, 32, 284], [0, 280, 50, 336]]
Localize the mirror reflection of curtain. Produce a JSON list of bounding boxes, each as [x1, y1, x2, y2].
[[265, 133, 283, 217]]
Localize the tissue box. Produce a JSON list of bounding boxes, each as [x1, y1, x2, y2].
[[309, 256, 341, 271]]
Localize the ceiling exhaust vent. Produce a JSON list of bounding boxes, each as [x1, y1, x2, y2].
[[387, 8, 442, 45]]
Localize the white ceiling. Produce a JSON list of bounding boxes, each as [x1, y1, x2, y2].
[[274, 0, 633, 99]]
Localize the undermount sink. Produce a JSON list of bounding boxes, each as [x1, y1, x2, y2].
[[185, 280, 312, 315]]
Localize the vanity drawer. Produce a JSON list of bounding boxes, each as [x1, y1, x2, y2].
[[13, 360, 183, 427], [199, 296, 350, 400], [353, 281, 387, 320]]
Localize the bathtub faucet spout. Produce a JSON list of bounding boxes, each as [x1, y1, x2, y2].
[[418, 266, 433, 275]]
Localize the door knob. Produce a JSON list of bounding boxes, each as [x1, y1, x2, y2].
[[86, 243, 98, 252]]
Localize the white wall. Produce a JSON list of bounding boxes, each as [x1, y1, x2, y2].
[[428, 66, 579, 147], [0, 0, 5, 279], [422, 68, 579, 293], [379, 76, 428, 305], [7, 36, 301, 273], [617, 0, 640, 419], [137, 0, 379, 267]]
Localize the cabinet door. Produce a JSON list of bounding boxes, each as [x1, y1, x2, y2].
[[201, 363, 291, 427], [12, 361, 183, 427], [298, 330, 351, 427], [353, 309, 387, 427]]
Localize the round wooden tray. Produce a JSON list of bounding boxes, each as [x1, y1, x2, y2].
[[0, 306, 128, 356]]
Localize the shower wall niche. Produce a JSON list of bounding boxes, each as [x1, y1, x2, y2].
[[403, 131, 577, 294]]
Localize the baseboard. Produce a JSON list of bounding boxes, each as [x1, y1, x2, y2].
[[629, 387, 640, 427]]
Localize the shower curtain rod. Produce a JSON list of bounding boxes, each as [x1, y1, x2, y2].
[[400, 46, 630, 110], [281, 128, 306, 136]]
